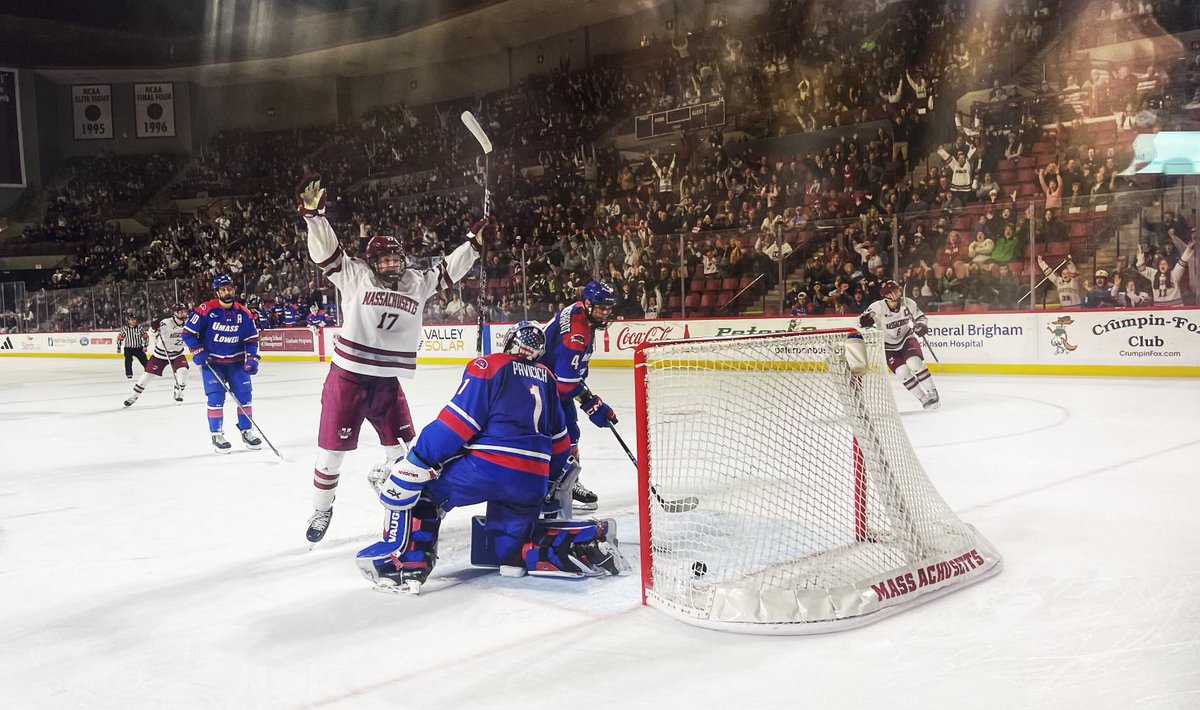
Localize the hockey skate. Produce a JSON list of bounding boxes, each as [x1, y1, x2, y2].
[[241, 429, 263, 450], [357, 558, 428, 596], [572, 480, 599, 512], [921, 391, 942, 411], [123, 394, 138, 408], [212, 431, 232, 454], [173, 385, 183, 403], [306, 508, 333, 543]]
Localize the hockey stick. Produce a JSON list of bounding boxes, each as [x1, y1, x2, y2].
[[902, 302, 939, 364], [605, 422, 699, 513], [461, 111, 492, 356], [205, 363, 285, 461], [1018, 257, 1069, 305]]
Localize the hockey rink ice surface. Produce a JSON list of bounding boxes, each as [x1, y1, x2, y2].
[[1, 358, 1198, 709]]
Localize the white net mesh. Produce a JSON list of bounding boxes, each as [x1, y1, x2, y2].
[[638, 329, 1001, 634]]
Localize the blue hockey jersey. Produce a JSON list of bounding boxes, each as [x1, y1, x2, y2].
[[182, 299, 260, 365], [538, 301, 594, 400], [412, 354, 571, 480]]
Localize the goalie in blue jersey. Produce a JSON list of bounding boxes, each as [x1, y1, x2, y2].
[[355, 321, 629, 594]]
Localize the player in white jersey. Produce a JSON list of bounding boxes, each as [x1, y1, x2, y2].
[[124, 303, 190, 407], [297, 177, 497, 543], [858, 280, 940, 410]]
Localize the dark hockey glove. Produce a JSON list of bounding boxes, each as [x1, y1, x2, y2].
[[581, 393, 618, 428], [243, 357, 260, 376], [913, 322, 929, 337], [858, 311, 875, 328], [296, 176, 327, 217], [192, 350, 209, 367], [468, 217, 498, 248]]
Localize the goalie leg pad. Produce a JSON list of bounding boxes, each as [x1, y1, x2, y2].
[[356, 499, 444, 585], [525, 519, 628, 578], [473, 518, 629, 578]]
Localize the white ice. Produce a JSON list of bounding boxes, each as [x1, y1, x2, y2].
[[1, 359, 1197, 709]]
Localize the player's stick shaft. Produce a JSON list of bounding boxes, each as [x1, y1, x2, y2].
[[604, 421, 699, 513], [205, 363, 284, 461]]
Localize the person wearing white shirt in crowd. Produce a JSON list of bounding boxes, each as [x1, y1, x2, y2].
[[1038, 255, 1082, 307], [1136, 241, 1195, 307]]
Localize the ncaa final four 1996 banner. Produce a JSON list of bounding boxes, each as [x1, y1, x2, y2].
[[0, 68, 27, 187], [134, 83, 176, 138]]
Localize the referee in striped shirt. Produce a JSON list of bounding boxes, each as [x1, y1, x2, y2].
[[117, 313, 149, 379]]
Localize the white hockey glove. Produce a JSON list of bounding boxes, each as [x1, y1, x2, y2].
[[378, 452, 436, 512], [368, 442, 410, 492]]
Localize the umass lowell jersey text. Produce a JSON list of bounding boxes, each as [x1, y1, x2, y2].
[[412, 354, 571, 479], [181, 300, 260, 363]]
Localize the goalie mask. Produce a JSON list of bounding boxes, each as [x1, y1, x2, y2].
[[880, 279, 902, 304], [365, 234, 405, 288], [503, 321, 546, 361], [581, 281, 617, 329]]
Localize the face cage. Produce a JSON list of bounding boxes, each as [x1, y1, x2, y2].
[[586, 302, 614, 329], [372, 255, 405, 285]]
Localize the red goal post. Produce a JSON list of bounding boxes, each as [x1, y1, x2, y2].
[[632, 328, 1001, 634]]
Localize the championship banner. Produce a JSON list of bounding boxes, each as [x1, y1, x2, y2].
[[0, 69, 25, 187], [72, 85, 112, 140], [133, 83, 176, 138]]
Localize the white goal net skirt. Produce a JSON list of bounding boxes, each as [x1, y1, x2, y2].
[[633, 328, 1001, 635]]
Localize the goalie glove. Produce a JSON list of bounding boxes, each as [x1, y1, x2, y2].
[[379, 451, 436, 512], [468, 217, 498, 249], [858, 311, 875, 328], [580, 392, 617, 428], [913, 321, 929, 337], [296, 177, 327, 217]]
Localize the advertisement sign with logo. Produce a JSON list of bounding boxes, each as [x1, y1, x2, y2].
[[922, 312, 1036, 364], [72, 85, 113, 140], [419, 326, 475, 356], [5, 313, 1200, 375], [259, 328, 316, 353], [319, 326, 480, 365], [1036, 310, 1200, 367]]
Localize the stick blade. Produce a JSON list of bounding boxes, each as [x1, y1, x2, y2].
[[460, 111, 493, 154]]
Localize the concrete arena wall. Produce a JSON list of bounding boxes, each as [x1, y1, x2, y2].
[[5, 309, 1200, 377]]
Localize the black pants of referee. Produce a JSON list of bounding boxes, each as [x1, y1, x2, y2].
[[123, 347, 148, 378]]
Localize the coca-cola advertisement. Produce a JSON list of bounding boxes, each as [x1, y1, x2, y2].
[[603, 323, 690, 352]]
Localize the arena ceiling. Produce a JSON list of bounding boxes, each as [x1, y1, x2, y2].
[[1, 0, 664, 85]]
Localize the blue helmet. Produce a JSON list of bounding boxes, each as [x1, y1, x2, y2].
[[213, 274, 235, 304], [581, 281, 616, 328], [503, 320, 546, 361]]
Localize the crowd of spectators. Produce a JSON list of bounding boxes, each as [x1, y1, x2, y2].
[[4, 0, 1199, 333], [44, 153, 182, 222]]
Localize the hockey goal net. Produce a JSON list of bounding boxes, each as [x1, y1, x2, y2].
[[633, 328, 1001, 634]]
